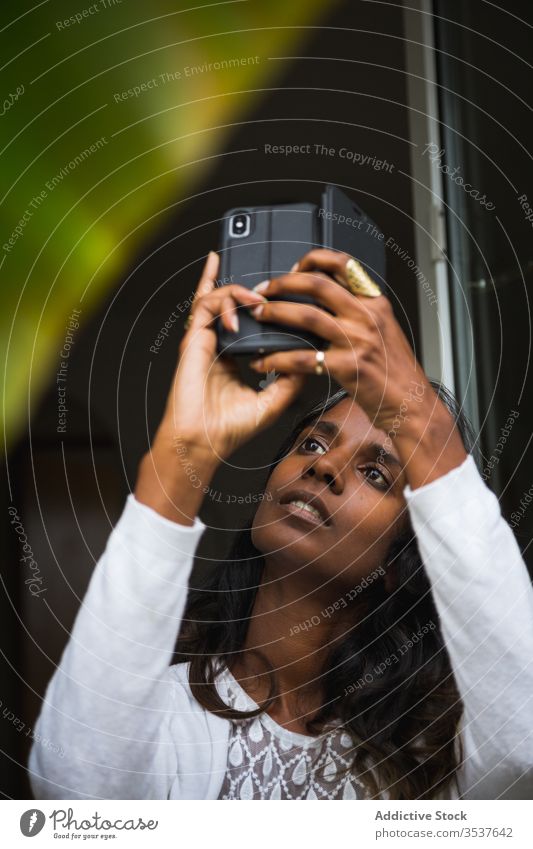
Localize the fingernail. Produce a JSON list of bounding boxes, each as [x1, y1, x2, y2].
[[250, 358, 264, 370], [253, 280, 270, 294], [230, 314, 239, 332], [250, 304, 264, 319], [290, 262, 299, 272]]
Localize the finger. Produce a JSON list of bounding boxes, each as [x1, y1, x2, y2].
[[195, 251, 220, 300], [221, 295, 239, 333], [255, 373, 306, 428], [183, 252, 220, 334], [296, 249, 385, 301], [250, 349, 313, 375], [249, 348, 342, 377], [255, 271, 356, 315], [189, 284, 266, 334], [294, 248, 349, 277], [250, 298, 345, 344], [216, 281, 269, 333]]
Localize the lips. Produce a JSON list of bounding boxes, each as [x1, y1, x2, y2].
[[278, 489, 332, 526]]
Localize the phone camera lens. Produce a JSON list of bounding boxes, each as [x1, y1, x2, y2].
[[229, 213, 251, 238]]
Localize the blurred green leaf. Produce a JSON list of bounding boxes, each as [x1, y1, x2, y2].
[[1, 0, 332, 449]]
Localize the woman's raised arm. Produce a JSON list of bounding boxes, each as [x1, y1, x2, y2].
[[29, 495, 207, 799], [29, 252, 305, 799], [404, 455, 533, 799]]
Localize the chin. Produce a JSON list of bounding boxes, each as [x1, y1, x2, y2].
[[251, 511, 334, 578]]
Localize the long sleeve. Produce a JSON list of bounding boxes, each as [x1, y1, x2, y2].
[[404, 454, 533, 799], [28, 494, 207, 799]]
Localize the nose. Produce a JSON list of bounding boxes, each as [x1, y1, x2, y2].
[[301, 451, 345, 494]]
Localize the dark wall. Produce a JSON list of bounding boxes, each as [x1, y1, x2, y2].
[[434, 0, 533, 568]]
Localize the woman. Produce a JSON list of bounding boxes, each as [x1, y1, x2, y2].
[[29, 250, 533, 800]]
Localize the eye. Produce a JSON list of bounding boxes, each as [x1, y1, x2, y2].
[[298, 435, 327, 455], [360, 464, 391, 490]]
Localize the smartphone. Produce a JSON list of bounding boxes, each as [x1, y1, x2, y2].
[[215, 184, 387, 356]]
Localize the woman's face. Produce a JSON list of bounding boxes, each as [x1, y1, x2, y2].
[[251, 397, 410, 590]]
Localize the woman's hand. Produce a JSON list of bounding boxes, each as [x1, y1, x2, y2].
[[247, 248, 467, 488], [165, 251, 305, 459], [135, 252, 306, 523], [247, 248, 429, 432]]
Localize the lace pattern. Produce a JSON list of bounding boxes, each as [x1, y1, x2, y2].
[[217, 670, 371, 800]]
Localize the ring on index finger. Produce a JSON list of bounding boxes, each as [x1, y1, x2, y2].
[[340, 257, 382, 298]]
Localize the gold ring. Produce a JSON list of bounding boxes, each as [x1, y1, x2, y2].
[[314, 350, 325, 375], [184, 313, 194, 330], [344, 257, 382, 297]]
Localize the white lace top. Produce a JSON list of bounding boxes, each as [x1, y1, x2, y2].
[[217, 670, 371, 800]]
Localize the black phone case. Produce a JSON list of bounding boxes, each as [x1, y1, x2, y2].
[[216, 185, 386, 356], [320, 185, 387, 288]]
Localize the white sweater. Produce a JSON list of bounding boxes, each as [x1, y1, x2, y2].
[[28, 454, 533, 799]]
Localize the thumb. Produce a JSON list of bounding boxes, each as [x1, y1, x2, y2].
[[195, 251, 220, 302], [255, 373, 306, 428]]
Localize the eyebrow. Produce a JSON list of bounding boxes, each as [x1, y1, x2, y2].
[[301, 419, 403, 470]]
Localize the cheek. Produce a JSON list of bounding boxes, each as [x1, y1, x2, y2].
[[335, 504, 405, 568], [250, 481, 277, 551], [250, 503, 265, 550], [355, 507, 403, 542]]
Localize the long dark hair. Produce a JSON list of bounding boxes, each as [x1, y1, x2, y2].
[[175, 381, 479, 799]]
